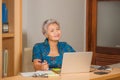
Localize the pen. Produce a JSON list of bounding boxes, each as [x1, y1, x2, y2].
[[38, 60, 42, 63], [38, 60, 49, 70], [38, 60, 46, 63]]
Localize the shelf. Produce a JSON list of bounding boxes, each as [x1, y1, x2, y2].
[[2, 33, 14, 38], [0, 0, 22, 78]]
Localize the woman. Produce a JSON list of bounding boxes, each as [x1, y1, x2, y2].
[[32, 19, 75, 71]]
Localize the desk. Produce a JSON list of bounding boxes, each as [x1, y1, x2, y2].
[[2, 68, 120, 80]]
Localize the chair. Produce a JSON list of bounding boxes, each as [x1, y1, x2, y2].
[[22, 48, 34, 72]]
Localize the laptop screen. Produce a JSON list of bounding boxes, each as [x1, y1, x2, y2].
[[61, 52, 93, 74]]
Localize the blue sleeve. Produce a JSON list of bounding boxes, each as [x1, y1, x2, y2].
[[32, 43, 42, 61], [64, 42, 76, 52]]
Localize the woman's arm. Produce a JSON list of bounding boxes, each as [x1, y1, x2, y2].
[[32, 44, 48, 71], [33, 59, 49, 71]]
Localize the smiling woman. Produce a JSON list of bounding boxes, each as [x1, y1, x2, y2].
[[32, 19, 75, 71], [42, 19, 61, 41]]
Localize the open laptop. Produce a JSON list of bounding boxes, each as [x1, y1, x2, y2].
[[61, 52, 93, 74]]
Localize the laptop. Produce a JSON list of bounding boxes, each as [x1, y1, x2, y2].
[[61, 52, 93, 74]]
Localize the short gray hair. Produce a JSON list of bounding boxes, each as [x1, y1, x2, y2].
[[42, 19, 60, 35]]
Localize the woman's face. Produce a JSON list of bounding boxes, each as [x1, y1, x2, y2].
[[45, 23, 61, 41]]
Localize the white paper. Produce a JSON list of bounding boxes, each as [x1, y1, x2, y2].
[[21, 72, 35, 77], [21, 70, 59, 77]]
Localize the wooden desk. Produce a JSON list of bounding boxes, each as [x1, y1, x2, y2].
[[2, 68, 120, 80]]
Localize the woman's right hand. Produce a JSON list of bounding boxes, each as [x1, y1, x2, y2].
[[41, 60, 49, 70], [33, 59, 49, 71]]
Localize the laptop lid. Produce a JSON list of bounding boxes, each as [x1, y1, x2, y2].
[[61, 52, 93, 74]]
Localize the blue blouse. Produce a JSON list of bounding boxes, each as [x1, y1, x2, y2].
[[32, 38, 75, 68]]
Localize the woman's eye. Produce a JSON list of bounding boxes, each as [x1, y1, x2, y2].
[[56, 28, 60, 30], [50, 30, 54, 32]]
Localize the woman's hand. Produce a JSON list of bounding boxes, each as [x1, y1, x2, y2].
[[33, 59, 49, 71], [41, 60, 49, 70]]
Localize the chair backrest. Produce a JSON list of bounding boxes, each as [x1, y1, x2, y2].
[[22, 48, 34, 72]]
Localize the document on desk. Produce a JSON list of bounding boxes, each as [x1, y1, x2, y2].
[[21, 70, 59, 77]]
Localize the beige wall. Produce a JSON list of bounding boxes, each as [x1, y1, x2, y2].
[[22, 0, 86, 51]]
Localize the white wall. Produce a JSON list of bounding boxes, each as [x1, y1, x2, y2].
[[22, 0, 86, 51], [97, 1, 120, 47]]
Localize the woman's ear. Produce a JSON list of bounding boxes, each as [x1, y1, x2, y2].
[[44, 33, 48, 38]]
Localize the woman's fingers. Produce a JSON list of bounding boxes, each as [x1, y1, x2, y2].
[[42, 60, 49, 70], [33, 59, 42, 71], [34, 59, 49, 71], [43, 60, 47, 64]]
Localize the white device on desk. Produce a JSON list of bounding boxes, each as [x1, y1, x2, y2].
[[61, 52, 93, 74]]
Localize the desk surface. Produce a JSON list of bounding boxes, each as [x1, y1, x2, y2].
[[2, 68, 120, 80]]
